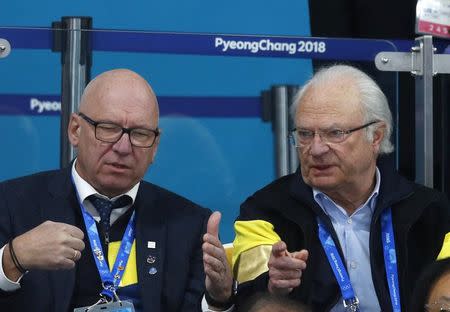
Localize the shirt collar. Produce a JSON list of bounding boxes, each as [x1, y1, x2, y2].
[[71, 159, 139, 204], [313, 167, 381, 216]]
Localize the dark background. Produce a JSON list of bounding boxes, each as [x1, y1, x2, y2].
[[308, 0, 450, 195]]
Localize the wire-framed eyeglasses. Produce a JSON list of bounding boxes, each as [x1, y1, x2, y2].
[[289, 120, 379, 147], [78, 112, 160, 148], [425, 301, 450, 312]]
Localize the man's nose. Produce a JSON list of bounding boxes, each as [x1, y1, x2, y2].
[[112, 132, 133, 154], [309, 133, 330, 156]]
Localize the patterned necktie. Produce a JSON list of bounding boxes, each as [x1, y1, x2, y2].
[[89, 195, 132, 243]]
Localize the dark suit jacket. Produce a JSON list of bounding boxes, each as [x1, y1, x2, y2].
[[0, 167, 211, 312]]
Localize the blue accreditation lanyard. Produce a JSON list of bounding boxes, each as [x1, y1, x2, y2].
[[318, 220, 360, 311], [380, 208, 401, 312], [73, 183, 136, 300], [318, 207, 401, 312]]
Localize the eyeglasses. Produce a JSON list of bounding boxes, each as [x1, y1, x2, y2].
[[289, 121, 379, 146], [78, 112, 160, 148], [425, 301, 450, 312]]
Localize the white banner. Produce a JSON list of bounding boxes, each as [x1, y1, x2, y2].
[[416, 0, 450, 38]]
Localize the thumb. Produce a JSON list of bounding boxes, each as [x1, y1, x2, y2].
[[292, 249, 309, 261], [272, 241, 288, 257], [207, 211, 221, 238]]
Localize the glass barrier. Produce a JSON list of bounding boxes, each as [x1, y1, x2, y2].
[[0, 27, 400, 241]]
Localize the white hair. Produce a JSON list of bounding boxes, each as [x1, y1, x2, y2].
[[291, 64, 394, 154]]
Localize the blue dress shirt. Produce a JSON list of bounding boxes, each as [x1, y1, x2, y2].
[[313, 168, 381, 312]]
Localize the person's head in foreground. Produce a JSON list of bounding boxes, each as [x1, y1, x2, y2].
[[410, 257, 450, 312]]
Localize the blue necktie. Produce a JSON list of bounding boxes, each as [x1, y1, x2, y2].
[[89, 195, 132, 243]]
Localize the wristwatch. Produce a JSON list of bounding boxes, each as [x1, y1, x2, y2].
[[205, 279, 238, 310]]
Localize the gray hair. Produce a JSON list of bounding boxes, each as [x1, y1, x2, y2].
[[291, 64, 394, 155]]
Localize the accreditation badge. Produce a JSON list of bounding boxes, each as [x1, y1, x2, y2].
[[73, 300, 135, 312], [416, 0, 450, 38]]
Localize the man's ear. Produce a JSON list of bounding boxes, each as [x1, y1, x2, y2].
[[149, 131, 161, 163], [68, 113, 81, 147], [372, 122, 386, 153]]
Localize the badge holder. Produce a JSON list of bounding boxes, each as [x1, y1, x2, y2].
[[343, 297, 360, 312], [74, 285, 135, 312], [74, 300, 135, 312]]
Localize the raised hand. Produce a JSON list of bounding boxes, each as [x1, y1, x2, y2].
[[267, 241, 308, 295], [202, 211, 233, 303], [3, 220, 85, 281]]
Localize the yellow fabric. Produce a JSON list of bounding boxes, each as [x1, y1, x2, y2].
[[235, 245, 274, 283], [232, 220, 281, 283], [437, 232, 450, 260], [223, 243, 234, 270], [108, 239, 138, 287]]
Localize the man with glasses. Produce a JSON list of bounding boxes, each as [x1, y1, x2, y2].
[[203, 65, 450, 311], [0, 69, 211, 311]]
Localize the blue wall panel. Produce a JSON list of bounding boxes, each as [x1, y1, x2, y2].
[[0, 1, 311, 241]]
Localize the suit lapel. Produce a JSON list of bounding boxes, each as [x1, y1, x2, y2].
[[135, 183, 167, 312], [44, 168, 78, 311], [40, 171, 168, 311]]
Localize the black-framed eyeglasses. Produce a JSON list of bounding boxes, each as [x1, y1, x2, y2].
[[289, 120, 379, 146], [78, 112, 160, 148]]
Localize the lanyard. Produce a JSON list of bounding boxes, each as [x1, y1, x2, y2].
[[73, 182, 136, 300], [380, 208, 401, 312], [318, 220, 360, 311], [318, 207, 400, 312]]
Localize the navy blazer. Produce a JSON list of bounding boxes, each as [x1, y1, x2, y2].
[[0, 167, 211, 312]]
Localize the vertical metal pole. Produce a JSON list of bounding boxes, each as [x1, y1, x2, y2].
[[288, 86, 299, 173], [414, 35, 434, 187], [60, 17, 92, 168], [273, 86, 290, 177]]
